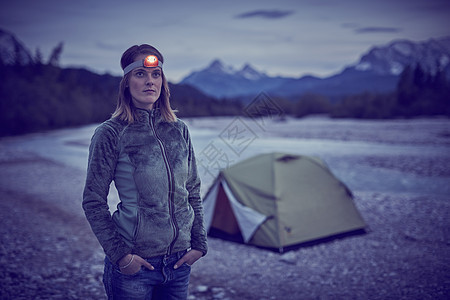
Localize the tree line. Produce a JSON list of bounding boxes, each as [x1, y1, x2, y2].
[[291, 64, 450, 119], [0, 61, 245, 137], [1, 58, 448, 137]]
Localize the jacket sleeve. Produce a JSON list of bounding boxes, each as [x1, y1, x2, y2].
[[183, 125, 208, 256], [82, 123, 132, 265]]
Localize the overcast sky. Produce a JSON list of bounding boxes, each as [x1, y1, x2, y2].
[[1, 0, 449, 82]]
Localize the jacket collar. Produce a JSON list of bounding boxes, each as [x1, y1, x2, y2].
[[135, 108, 161, 123]]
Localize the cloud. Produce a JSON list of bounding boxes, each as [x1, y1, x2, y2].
[[355, 26, 402, 34], [235, 9, 294, 20]]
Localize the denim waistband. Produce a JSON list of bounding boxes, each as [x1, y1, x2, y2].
[[142, 248, 190, 268], [106, 248, 190, 269]]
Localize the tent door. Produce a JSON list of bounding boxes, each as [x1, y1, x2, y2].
[[211, 183, 240, 235]]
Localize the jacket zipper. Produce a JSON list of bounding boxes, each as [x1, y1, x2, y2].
[[150, 110, 179, 255]]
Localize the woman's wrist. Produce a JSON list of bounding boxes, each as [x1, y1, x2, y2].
[[119, 254, 134, 269]]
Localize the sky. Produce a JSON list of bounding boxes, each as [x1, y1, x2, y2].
[[1, 0, 449, 83]]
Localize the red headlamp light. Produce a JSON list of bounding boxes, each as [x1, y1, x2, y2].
[[143, 55, 159, 67], [123, 55, 163, 75]]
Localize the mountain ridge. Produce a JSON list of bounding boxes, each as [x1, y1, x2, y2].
[[181, 36, 450, 99], [2, 27, 448, 101]]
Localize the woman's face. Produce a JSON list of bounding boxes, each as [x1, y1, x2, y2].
[[128, 54, 162, 110]]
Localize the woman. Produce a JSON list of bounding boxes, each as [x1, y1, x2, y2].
[[82, 44, 207, 299]]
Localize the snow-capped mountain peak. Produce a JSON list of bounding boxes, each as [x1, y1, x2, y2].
[[195, 59, 267, 80], [181, 36, 450, 98], [236, 64, 266, 80], [352, 37, 450, 76], [206, 59, 235, 75]]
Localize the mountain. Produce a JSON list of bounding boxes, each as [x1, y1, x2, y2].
[[0, 28, 34, 65], [181, 36, 450, 99], [181, 59, 288, 98], [352, 37, 450, 76], [236, 63, 267, 80]]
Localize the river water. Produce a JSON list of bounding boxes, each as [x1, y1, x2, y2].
[[1, 116, 449, 199]]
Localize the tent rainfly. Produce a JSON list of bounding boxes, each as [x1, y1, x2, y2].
[[203, 153, 366, 252]]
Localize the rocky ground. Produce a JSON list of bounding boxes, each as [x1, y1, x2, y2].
[[0, 118, 449, 299], [0, 151, 106, 300]]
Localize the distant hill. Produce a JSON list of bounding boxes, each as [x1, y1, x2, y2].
[[0, 28, 241, 137], [181, 36, 450, 99]]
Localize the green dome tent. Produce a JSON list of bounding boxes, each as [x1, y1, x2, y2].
[[203, 153, 366, 252]]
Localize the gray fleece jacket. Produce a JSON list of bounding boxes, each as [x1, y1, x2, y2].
[[82, 108, 207, 265]]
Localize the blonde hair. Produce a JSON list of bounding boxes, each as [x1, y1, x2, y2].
[[112, 44, 177, 123]]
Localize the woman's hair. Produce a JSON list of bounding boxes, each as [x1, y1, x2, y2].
[[112, 44, 177, 123]]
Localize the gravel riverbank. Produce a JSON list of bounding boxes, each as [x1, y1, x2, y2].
[[0, 117, 449, 299]]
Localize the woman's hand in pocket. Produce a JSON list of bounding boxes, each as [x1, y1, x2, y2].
[[118, 254, 154, 275], [174, 249, 203, 269]]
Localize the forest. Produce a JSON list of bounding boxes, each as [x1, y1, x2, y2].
[[1, 57, 449, 137], [0, 62, 244, 137]]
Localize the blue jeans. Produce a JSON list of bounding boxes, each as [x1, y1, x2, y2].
[[103, 250, 191, 300]]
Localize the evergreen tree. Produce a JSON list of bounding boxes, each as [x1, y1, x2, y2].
[[34, 48, 43, 65], [48, 42, 64, 66], [397, 65, 415, 109]]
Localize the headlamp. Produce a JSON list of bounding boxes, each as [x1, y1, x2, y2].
[[123, 55, 163, 75]]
